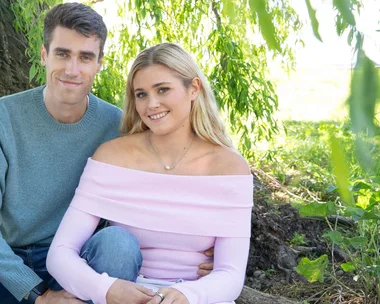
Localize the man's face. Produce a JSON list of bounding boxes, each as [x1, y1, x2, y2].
[[41, 26, 103, 106]]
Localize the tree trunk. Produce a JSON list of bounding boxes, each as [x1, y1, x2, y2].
[[236, 286, 300, 304], [0, 0, 32, 97]]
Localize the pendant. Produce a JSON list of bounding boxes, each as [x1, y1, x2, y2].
[[165, 165, 173, 170]]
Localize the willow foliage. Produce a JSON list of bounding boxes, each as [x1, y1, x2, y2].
[[92, 0, 302, 158], [11, 0, 302, 159], [10, 0, 61, 84]]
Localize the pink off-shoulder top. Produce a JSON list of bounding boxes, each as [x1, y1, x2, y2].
[[47, 158, 253, 304]]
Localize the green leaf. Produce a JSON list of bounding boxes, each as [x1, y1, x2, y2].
[[324, 230, 343, 244], [298, 202, 328, 217], [356, 194, 370, 210], [341, 262, 355, 272], [333, 0, 356, 26], [360, 210, 380, 221], [330, 134, 354, 206], [343, 236, 367, 249], [351, 180, 373, 192], [343, 206, 380, 221], [249, 0, 281, 51], [327, 201, 337, 214], [349, 51, 378, 137], [296, 254, 328, 283], [347, 28, 354, 46], [304, 0, 322, 41], [222, 0, 237, 24], [344, 206, 365, 220], [29, 63, 37, 81]]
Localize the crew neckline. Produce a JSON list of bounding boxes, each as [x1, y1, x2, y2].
[[33, 86, 98, 131]]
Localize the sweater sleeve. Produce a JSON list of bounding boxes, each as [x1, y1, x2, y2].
[[171, 236, 250, 304], [0, 126, 44, 302], [46, 206, 117, 304]]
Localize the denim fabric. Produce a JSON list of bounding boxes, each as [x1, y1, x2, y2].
[[81, 226, 143, 283], [0, 226, 142, 303]]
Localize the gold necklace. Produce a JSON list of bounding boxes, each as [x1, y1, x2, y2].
[[148, 132, 194, 170]]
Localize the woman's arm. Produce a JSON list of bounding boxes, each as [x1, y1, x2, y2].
[[46, 206, 117, 304], [170, 236, 249, 303]]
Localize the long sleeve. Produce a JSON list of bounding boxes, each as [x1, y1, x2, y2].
[[0, 126, 43, 301], [48, 158, 253, 304], [46, 206, 117, 304], [171, 236, 250, 304]]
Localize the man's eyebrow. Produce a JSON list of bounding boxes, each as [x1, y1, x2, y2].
[[53, 47, 71, 53], [134, 82, 171, 92], [79, 51, 96, 58], [52, 48, 96, 58]]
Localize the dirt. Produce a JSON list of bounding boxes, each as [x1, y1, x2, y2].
[[244, 174, 375, 304]]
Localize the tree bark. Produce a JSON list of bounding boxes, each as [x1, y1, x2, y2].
[[0, 0, 32, 97], [236, 286, 300, 304]]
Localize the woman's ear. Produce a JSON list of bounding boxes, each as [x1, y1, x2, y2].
[[190, 77, 201, 101]]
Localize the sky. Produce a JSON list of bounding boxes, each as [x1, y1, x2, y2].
[[292, 0, 380, 67]]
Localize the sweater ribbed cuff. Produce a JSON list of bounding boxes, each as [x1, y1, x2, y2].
[[4, 266, 43, 302]]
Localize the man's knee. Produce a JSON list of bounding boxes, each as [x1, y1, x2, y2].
[[81, 226, 142, 281]]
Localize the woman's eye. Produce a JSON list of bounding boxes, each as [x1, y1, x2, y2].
[[136, 92, 146, 98], [158, 87, 169, 94]]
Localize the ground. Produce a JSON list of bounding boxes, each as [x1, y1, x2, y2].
[[244, 172, 376, 304]]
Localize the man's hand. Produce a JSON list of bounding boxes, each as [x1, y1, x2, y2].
[[106, 279, 155, 304], [36, 290, 85, 304], [198, 247, 214, 277], [147, 288, 189, 304]]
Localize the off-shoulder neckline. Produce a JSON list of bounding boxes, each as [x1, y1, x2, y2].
[[88, 157, 252, 179]]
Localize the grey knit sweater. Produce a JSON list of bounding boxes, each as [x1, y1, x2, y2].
[[0, 86, 122, 301]]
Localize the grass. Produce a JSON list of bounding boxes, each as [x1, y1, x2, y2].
[[255, 121, 352, 204], [254, 66, 379, 204], [252, 65, 380, 303]]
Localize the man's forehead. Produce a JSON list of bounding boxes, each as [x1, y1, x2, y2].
[[49, 26, 101, 56]]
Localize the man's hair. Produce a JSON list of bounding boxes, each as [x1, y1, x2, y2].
[[120, 43, 234, 149], [43, 2, 107, 59]]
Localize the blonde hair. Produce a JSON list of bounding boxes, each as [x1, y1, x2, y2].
[[120, 43, 233, 148]]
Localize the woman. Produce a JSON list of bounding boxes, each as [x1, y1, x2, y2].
[[47, 43, 253, 304]]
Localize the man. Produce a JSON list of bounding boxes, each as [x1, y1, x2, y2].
[[0, 3, 212, 304]]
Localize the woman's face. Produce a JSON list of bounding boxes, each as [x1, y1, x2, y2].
[[133, 64, 199, 136]]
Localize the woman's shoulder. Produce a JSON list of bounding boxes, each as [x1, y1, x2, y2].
[[92, 132, 146, 166], [201, 143, 251, 176]]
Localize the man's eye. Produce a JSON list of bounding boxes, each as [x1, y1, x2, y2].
[[81, 56, 91, 61], [158, 88, 169, 94], [57, 52, 67, 58]]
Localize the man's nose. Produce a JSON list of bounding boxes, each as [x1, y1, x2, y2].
[[65, 59, 80, 77]]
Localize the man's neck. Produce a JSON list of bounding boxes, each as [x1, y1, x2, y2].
[[43, 87, 89, 124]]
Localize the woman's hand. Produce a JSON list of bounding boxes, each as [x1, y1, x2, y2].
[[147, 288, 189, 304], [106, 279, 155, 304]]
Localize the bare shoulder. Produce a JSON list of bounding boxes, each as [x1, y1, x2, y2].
[[209, 146, 251, 176], [92, 137, 123, 164], [92, 133, 146, 166]]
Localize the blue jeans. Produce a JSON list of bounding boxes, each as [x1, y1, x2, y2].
[[0, 226, 142, 303]]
